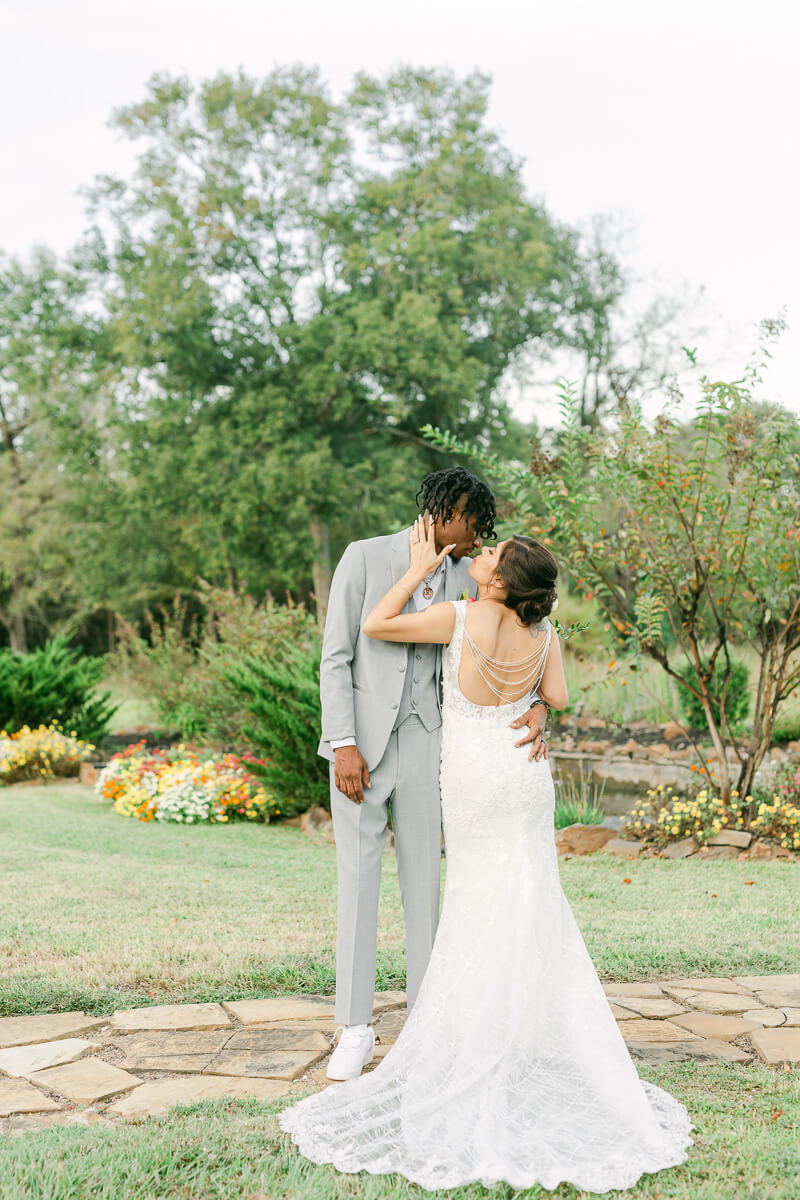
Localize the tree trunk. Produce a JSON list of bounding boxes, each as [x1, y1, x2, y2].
[[310, 518, 331, 623], [9, 570, 27, 653]]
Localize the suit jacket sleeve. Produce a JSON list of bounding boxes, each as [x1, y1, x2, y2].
[[319, 541, 366, 747]]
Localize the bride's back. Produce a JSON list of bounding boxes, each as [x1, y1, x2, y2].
[[457, 600, 550, 708]]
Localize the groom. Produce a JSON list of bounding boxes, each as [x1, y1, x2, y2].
[[318, 467, 548, 1079]]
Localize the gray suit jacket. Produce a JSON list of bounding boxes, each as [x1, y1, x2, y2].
[[318, 528, 478, 771]]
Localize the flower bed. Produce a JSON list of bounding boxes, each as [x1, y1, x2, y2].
[[95, 742, 279, 824], [0, 724, 94, 785], [624, 772, 800, 853]]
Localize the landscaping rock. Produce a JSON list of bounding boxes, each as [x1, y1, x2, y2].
[[0, 1012, 106, 1050], [0, 1038, 102, 1078], [603, 983, 665, 998], [372, 1009, 407, 1043], [602, 837, 642, 858], [662, 722, 685, 742], [617, 1019, 700, 1044], [372, 991, 407, 1013], [644, 743, 671, 759], [223, 1029, 330, 1054], [608, 1003, 637, 1020], [752, 987, 800, 1009], [299, 806, 335, 843], [661, 837, 698, 859], [735, 974, 800, 992], [116, 1031, 231, 1073], [0, 1080, 62, 1117], [111, 1003, 230, 1033], [621, 739, 640, 757], [695, 844, 740, 860], [554, 824, 616, 856], [222, 997, 336, 1025], [749, 1027, 800, 1064], [108, 1075, 291, 1119], [782, 1009, 800, 1026], [748, 841, 779, 860], [79, 762, 96, 786], [708, 829, 751, 848], [669, 1013, 761, 1041], [28, 1058, 143, 1104], [627, 1038, 750, 1065]]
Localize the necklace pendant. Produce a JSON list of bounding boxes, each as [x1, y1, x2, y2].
[[422, 585, 434, 600]]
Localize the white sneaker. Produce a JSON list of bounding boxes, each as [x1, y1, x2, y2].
[[326, 1024, 375, 1080]]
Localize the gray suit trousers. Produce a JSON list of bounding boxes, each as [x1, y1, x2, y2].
[[330, 714, 442, 1026]]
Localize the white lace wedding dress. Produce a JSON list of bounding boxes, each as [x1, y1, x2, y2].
[[280, 601, 692, 1192]]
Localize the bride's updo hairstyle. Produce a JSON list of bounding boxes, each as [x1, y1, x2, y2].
[[494, 535, 559, 626]]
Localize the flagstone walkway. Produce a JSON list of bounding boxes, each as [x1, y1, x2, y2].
[[2, 975, 800, 1136]]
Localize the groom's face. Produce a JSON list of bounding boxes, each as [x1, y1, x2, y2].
[[435, 496, 488, 560]]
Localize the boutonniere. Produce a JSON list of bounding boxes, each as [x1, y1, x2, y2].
[[459, 589, 476, 603]]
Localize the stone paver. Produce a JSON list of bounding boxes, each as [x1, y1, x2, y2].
[[0, 1079, 63, 1117], [111, 1003, 230, 1033], [204, 1049, 325, 1080], [741, 1008, 786, 1027], [748, 1027, 800, 1064], [0, 1012, 106, 1050], [28, 1058, 143, 1104], [117, 1031, 231, 1073], [0, 1038, 102, 1078], [627, 1039, 751, 1065], [617, 1019, 701, 1043], [108, 1075, 291, 1118], [603, 983, 665, 998], [222, 997, 336, 1025], [4, 973, 800, 1134], [670, 1012, 761, 1041], [671, 990, 759, 1015], [610, 997, 687, 1019]]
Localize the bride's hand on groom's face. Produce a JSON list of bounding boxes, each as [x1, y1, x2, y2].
[[409, 514, 455, 577]]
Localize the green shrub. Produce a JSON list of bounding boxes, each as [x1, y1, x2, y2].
[[0, 636, 117, 743], [222, 642, 329, 817], [677, 657, 750, 732], [112, 585, 319, 748]]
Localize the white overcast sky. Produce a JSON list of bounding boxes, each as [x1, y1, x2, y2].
[[2, 0, 799, 423]]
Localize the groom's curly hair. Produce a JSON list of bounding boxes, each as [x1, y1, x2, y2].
[[416, 467, 496, 539]]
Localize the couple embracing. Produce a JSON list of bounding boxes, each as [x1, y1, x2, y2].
[[280, 467, 692, 1193]]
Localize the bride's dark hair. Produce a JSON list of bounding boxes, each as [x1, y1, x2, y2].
[[494, 536, 558, 626]]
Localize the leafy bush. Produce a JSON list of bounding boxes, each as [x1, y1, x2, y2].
[[222, 642, 329, 818], [112, 585, 318, 748], [0, 724, 94, 784], [96, 741, 277, 823], [677, 657, 750, 732], [0, 636, 117, 743]]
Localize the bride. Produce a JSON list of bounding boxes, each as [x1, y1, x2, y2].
[[280, 518, 692, 1193]]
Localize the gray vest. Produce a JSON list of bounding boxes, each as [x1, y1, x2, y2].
[[392, 576, 443, 732]]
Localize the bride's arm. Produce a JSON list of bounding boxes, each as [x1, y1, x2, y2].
[[537, 629, 569, 709], [362, 516, 458, 644]]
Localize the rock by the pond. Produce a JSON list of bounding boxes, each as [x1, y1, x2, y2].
[[0, 1079, 63, 1117], [28, 1058, 143, 1104], [749, 1027, 800, 1064], [111, 1003, 231, 1033], [602, 837, 642, 858], [708, 828, 752, 848], [662, 722, 685, 742], [0, 1012, 106, 1050], [661, 837, 698, 859], [108, 1075, 291, 1119], [0, 1038, 102, 1078], [555, 824, 616, 856]]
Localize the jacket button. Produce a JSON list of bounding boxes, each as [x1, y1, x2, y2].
[[398, 664, 405, 672], [415, 654, 422, 661], [391, 703, 399, 710]]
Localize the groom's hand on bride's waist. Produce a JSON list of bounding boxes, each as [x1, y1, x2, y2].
[[334, 745, 372, 804], [510, 704, 549, 762]]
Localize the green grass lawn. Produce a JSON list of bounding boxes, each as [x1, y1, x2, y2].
[[1, 783, 798, 1017], [0, 1064, 797, 1200], [2, 782, 799, 1199]]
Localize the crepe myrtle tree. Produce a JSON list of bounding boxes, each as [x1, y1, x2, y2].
[[425, 326, 800, 817]]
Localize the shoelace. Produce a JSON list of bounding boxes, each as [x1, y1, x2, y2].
[[335, 1025, 372, 1051]]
